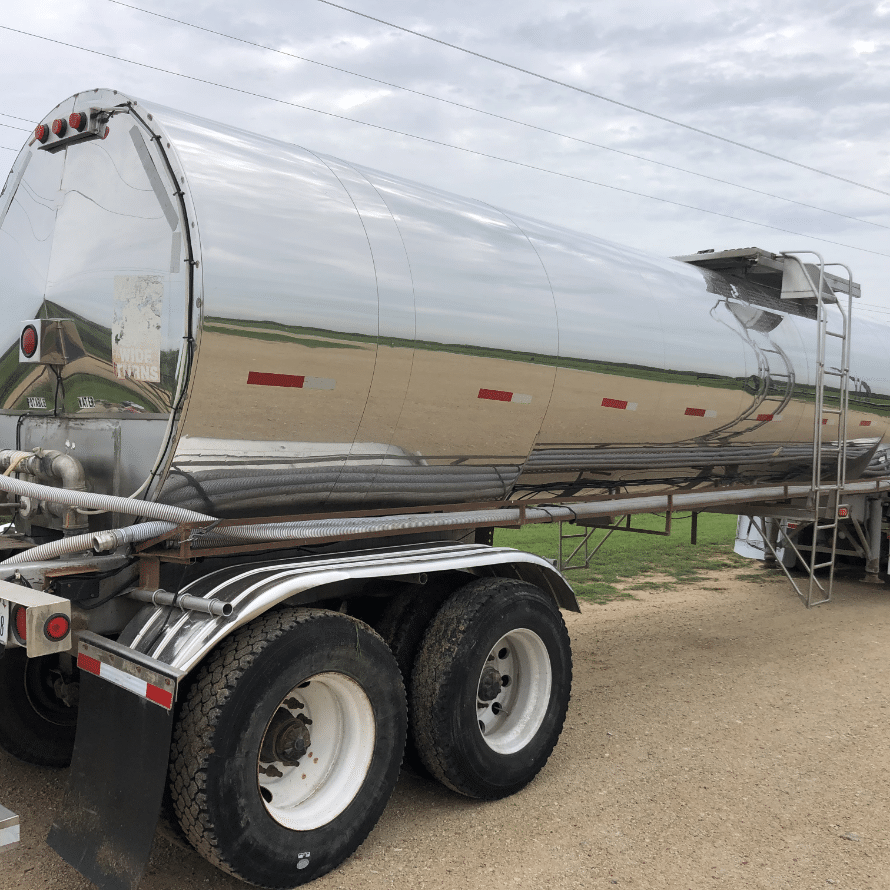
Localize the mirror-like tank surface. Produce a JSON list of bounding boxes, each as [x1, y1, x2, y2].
[[1, 89, 885, 522]]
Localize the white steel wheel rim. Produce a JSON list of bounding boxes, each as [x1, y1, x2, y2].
[[475, 628, 552, 755], [256, 672, 376, 830]]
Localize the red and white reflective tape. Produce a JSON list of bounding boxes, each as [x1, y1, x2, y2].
[[303, 376, 336, 390], [478, 388, 532, 404], [77, 652, 174, 710], [860, 420, 873, 427], [756, 413, 782, 422], [821, 417, 837, 426], [601, 398, 637, 411], [247, 372, 336, 390], [684, 407, 717, 418]]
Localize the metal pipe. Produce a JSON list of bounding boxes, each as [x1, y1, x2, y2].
[[127, 587, 233, 617], [0, 449, 86, 491], [46, 451, 87, 491], [204, 479, 890, 545], [5, 473, 890, 563]]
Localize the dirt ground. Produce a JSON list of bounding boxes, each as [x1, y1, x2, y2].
[[2, 563, 889, 890]]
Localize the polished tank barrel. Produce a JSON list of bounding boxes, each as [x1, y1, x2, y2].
[[0, 89, 887, 524]]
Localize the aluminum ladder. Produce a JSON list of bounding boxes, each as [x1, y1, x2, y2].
[[771, 252, 854, 606]]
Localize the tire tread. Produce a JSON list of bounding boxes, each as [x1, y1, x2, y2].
[[169, 608, 378, 882], [411, 578, 571, 799]]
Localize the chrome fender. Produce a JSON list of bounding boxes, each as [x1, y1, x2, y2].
[[120, 543, 578, 674]]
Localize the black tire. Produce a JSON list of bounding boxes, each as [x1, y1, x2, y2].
[[0, 648, 78, 767], [411, 578, 572, 800], [374, 579, 455, 776], [169, 608, 406, 889]]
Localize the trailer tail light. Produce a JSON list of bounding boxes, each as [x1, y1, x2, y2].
[[838, 506, 850, 519], [44, 614, 70, 642], [51, 118, 67, 137], [19, 319, 85, 365], [13, 605, 27, 643], [34, 124, 49, 143], [0, 581, 72, 656], [68, 112, 87, 132], [20, 324, 38, 359]]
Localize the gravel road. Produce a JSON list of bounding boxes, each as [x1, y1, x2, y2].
[[2, 563, 889, 889]]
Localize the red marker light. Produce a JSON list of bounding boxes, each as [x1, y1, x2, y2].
[[51, 118, 67, 137], [20, 324, 38, 359], [44, 614, 70, 642], [838, 506, 849, 519], [68, 111, 87, 132], [14, 606, 27, 642], [34, 124, 49, 143]]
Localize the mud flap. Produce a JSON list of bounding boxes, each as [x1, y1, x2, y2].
[[47, 633, 184, 890]]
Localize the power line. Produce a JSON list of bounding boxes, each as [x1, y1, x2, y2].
[[1, 24, 888, 259], [0, 113, 32, 124], [316, 0, 890, 200], [0, 122, 28, 132], [101, 0, 890, 233], [0, 146, 16, 152]]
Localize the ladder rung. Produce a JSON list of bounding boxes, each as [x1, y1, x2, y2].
[[825, 330, 845, 339], [822, 407, 842, 414], [812, 560, 835, 570]]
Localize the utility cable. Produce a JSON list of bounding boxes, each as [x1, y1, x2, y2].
[[316, 0, 890, 199], [104, 0, 889, 231], [0, 112, 34, 123], [0, 25, 888, 258], [0, 121, 28, 132]]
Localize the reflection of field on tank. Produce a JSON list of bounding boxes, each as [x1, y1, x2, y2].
[[188, 319, 888, 462]]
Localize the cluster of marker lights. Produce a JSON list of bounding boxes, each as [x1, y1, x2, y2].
[[11, 605, 70, 646], [34, 112, 106, 144]]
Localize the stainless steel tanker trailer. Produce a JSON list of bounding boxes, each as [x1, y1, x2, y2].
[[1, 88, 889, 890]]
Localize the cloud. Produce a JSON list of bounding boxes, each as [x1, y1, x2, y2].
[[0, 0, 886, 303]]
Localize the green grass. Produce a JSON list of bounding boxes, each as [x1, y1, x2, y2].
[[494, 512, 747, 604], [203, 324, 364, 350], [733, 570, 774, 584]]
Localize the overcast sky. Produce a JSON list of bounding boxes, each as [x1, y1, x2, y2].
[[1, 0, 888, 317]]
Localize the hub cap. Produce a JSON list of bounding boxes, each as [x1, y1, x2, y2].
[[257, 672, 375, 830], [475, 629, 552, 755]]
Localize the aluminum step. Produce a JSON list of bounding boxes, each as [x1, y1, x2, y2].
[[0, 805, 19, 851]]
